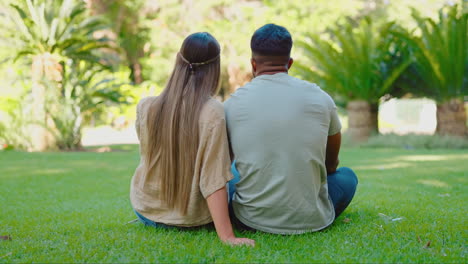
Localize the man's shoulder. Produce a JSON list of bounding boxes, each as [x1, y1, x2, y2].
[[223, 84, 250, 110], [286, 75, 321, 91], [224, 74, 335, 108], [289, 76, 335, 102]]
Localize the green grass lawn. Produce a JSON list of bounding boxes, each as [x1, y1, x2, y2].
[[0, 145, 466, 263]]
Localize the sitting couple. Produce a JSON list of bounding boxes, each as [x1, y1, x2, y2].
[[130, 24, 358, 246]]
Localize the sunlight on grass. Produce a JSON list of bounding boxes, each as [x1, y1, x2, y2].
[[417, 179, 450, 188], [1, 167, 69, 176], [354, 162, 411, 170], [400, 154, 468, 162]]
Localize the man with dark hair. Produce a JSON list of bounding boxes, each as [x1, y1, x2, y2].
[[224, 24, 358, 234]]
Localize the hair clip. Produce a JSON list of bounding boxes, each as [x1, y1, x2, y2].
[[178, 52, 219, 72]]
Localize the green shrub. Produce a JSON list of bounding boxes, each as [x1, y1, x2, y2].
[[0, 96, 32, 150]]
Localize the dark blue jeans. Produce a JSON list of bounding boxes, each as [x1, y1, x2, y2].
[[133, 209, 214, 230], [326, 167, 358, 218], [133, 209, 172, 228], [228, 163, 358, 219]]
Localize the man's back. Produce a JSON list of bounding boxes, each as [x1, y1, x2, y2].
[[224, 73, 341, 234]]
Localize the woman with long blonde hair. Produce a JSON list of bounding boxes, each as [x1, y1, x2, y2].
[[130, 32, 254, 246]]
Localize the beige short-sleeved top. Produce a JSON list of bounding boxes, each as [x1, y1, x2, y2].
[[130, 97, 233, 227]]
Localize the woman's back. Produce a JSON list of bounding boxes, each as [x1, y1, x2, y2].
[[129, 32, 254, 246], [130, 96, 232, 226]]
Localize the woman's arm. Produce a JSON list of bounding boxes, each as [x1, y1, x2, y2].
[[206, 187, 255, 247]]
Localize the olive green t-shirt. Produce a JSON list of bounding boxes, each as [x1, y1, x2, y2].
[[224, 73, 341, 234]]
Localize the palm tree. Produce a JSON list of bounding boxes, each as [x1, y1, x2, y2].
[[85, 0, 153, 85], [295, 18, 411, 141], [5, 0, 113, 150], [46, 60, 132, 150], [396, 4, 467, 137]]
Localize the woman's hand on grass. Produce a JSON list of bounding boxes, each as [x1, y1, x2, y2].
[[206, 187, 255, 247], [222, 236, 255, 247]]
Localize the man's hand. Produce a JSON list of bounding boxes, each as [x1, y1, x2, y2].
[[325, 132, 341, 174], [326, 158, 339, 174]]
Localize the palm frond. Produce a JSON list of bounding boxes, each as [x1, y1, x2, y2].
[[405, 4, 468, 101], [297, 17, 408, 103]]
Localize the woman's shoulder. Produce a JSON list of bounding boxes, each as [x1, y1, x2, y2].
[[138, 96, 158, 107], [137, 96, 158, 113], [200, 98, 225, 124]]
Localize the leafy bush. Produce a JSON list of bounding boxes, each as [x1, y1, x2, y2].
[[2, 0, 125, 151], [0, 96, 32, 150], [44, 61, 134, 150]]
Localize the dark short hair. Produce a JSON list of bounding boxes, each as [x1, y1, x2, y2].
[[251, 24, 292, 56]]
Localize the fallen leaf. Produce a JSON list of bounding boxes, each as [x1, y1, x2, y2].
[[417, 236, 422, 243], [378, 213, 392, 222], [437, 193, 450, 197], [0, 252, 12, 259], [125, 219, 139, 225], [424, 240, 431, 248], [342, 218, 351, 223], [0, 235, 11, 241]]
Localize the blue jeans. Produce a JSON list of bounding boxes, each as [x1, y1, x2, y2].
[[326, 167, 358, 218], [228, 163, 358, 219], [133, 209, 172, 228], [133, 209, 214, 229]]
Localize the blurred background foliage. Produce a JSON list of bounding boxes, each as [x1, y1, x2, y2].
[[0, 0, 466, 151]]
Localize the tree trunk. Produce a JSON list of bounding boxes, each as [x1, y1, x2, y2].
[[371, 102, 379, 133], [85, 0, 108, 15], [30, 55, 49, 151], [29, 54, 63, 151], [130, 61, 143, 84], [436, 98, 467, 138], [87, 1, 145, 85], [346, 100, 379, 142], [30, 80, 48, 152]]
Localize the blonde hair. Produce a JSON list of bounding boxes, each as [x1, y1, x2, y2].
[[145, 32, 221, 215]]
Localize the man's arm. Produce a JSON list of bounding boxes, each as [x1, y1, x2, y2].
[[325, 132, 341, 174], [223, 101, 234, 162], [227, 134, 234, 162]]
